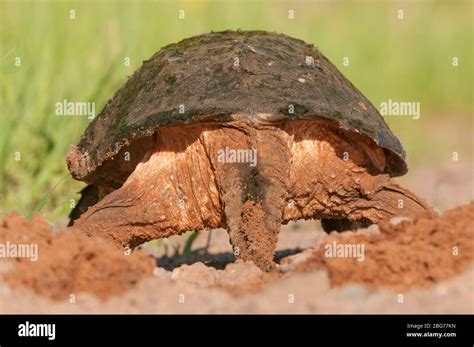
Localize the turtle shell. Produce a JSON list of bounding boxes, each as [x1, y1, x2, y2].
[[67, 30, 407, 184]]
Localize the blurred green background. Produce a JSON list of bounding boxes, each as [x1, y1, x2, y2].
[[1, 0, 472, 221]]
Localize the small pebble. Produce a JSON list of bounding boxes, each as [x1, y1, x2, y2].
[[305, 56, 315, 67], [171, 268, 181, 280], [390, 216, 411, 226]]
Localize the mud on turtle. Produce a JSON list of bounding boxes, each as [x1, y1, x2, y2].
[[67, 30, 431, 271]]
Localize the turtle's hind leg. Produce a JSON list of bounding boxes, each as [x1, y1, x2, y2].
[[281, 119, 434, 230], [71, 124, 223, 248], [318, 172, 433, 232], [343, 177, 433, 225], [319, 175, 433, 232]]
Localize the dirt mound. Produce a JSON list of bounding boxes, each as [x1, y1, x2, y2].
[[298, 202, 474, 290], [0, 214, 154, 300], [1, 202, 472, 303]]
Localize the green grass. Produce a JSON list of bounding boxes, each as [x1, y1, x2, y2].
[[0, 0, 472, 220]]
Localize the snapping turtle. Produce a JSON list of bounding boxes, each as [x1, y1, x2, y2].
[[68, 30, 431, 271]]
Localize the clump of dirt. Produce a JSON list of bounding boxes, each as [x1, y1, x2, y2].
[[0, 214, 154, 300], [167, 260, 276, 295], [298, 203, 474, 290]]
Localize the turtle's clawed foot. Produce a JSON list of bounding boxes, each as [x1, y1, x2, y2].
[[323, 180, 434, 232]]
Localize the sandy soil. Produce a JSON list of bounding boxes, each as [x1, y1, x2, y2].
[[0, 198, 472, 313], [398, 162, 473, 212]]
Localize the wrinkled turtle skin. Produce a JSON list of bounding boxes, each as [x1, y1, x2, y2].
[[67, 30, 406, 184]]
